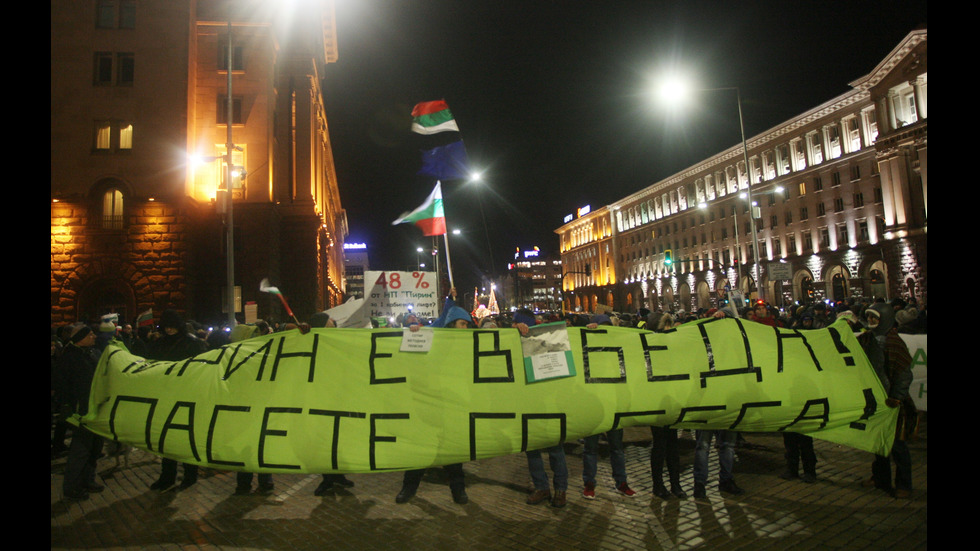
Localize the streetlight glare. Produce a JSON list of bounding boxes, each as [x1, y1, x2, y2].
[[654, 72, 696, 109]]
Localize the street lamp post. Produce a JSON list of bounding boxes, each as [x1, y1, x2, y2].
[[469, 172, 496, 283], [658, 80, 764, 302], [730, 86, 764, 303], [224, 13, 236, 326]]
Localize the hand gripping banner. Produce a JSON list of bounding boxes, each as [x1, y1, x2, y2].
[[74, 318, 897, 474]]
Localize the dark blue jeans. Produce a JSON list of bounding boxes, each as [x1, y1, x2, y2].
[[693, 430, 735, 485], [526, 445, 568, 491], [582, 429, 626, 486]]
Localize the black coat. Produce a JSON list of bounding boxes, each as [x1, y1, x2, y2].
[[145, 332, 208, 362], [58, 343, 99, 416]]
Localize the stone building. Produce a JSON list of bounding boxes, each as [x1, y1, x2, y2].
[[557, 28, 926, 315], [51, 0, 347, 328]]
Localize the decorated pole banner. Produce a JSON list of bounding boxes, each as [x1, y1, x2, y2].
[[73, 318, 897, 474]]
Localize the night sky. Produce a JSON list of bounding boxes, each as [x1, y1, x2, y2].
[[320, 0, 927, 296]]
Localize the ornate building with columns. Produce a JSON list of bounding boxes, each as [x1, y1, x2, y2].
[[51, 0, 348, 327], [557, 28, 926, 315]]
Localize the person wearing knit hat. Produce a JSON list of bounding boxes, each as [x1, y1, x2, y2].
[[60, 323, 103, 500], [395, 288, 470, 506], [862, 301, 916, 499]]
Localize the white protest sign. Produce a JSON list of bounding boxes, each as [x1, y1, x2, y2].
[[365, 271, 440, 320]]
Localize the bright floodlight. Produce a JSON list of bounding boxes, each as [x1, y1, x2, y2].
[[656, 74, 693, 107]]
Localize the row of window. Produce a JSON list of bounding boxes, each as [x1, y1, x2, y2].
[[614, 107, 880, 236], [623, 217, 884, 272]]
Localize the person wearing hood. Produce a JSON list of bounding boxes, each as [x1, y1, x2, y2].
[[395, 289, 471, 506], [145, 309, 209, 492], [861, 303, 916, 499]]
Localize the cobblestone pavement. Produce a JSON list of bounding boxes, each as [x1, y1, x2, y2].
[[52, 417, 926, 550]]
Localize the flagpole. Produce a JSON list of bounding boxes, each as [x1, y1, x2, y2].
[[442, 232, 455, 291]]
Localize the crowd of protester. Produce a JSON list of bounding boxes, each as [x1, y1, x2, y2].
[[52, 293, 923, 504]]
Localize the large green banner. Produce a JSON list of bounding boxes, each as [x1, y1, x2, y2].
[[75, 318, 896, 474]]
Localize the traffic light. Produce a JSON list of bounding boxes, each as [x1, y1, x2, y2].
[[664, 249, 673, 267]]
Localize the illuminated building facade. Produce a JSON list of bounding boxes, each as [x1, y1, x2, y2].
[[51, 0, 348, 327], [557, 29, 926, 314], [504, 247, 563, 312], [342, 243, 370, 300]]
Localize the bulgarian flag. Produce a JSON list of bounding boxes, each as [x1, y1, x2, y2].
[[411, 100, 459, 135], [137, 309, 153, 328], [392, 182, 447, 236], [260, 278, 298, 322]]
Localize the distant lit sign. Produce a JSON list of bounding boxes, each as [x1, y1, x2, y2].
[[577, 205, 591, 217], [344, 243, 367, 250], [563, 214, 574, 223], [515, 246, 541, 259]]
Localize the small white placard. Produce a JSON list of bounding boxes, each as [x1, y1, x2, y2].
[[529, 351, 572, 380], [400, 327, 434, 353]]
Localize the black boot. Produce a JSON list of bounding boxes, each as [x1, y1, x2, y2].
[[395, 484, 417, 504]]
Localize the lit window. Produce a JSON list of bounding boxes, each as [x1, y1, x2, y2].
[[215, 144, 247, 196], [119, 124, 133, 149], [102, 188, 124, 230], [806, 131, 823, 165], [95, 122, 112, 150]]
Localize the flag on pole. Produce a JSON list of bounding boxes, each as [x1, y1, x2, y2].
[[411, 100, 460, 135], [392, 182, 447, 236], [418, 140, 470, 180], [260, 278, 298, 321]]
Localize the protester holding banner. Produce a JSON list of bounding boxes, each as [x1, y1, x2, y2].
[[395, 289, 471, 505], [513, 310, 571, 508], [649, 312, 688, 500], [862, 303, 916, 499], [581, 313, 637, 500], [227, 324, 277, 496], [309, 311, 356, 496], [145, 309, 209, 492], [61, 323, 105, 501], [690, 309, 746, 500]]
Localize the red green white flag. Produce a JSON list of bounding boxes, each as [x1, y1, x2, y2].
[[392, 182, 447, 236], [411, 100, 459, 135], [137, 309, 153, 328]]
